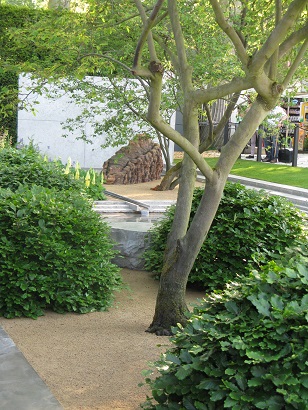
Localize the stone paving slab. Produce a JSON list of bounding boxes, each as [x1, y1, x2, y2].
[[0, 327, 63, 410]]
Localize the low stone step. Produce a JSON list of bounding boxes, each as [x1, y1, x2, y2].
[[235, 184, 308, 214], [93, 200, 175, 214], [228, 175, 308, 199]]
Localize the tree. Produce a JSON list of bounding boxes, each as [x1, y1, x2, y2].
[[131, 0, 308, 334], [1, 1, 307, 334]]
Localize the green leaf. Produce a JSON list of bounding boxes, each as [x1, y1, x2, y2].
[[224, 300, 239, 315], [246, 350, 265, 361], [270, 295, 284, 310], [183, 397, 197, 410], [247, 294, 271, 316], [224, 397, 237, 407], [248, 378, 263, 387], [197, 379, 218, 390], [175, 365, 192, 380], [165, 353, 181, 365], [38, 219, 46, 229], [17, 208, 26, 217], [210, 390, 226, 401], [19, 282, 28, 291], [180, 350, 193, 364]]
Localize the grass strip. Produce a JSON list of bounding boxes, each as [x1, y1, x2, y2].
[[175, 158, 308, 189]]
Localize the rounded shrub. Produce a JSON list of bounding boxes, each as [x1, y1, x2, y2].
[[0, 144, 85, 192], [0, 184, 121, 318], [144, 183, 306, 290], [141, 243, 308, 409], [0, 144, 106, 200]]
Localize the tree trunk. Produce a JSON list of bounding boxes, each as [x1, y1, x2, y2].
[[146, 248, 188, 335], [153, 161, 181, 191], [147, 175, 226, 335]]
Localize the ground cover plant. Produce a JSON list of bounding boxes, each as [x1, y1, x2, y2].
[[0, 144, 120, 318], [144, 183, 306, 291], [175, 157, 308, 190], [141, 243, 308, 409]]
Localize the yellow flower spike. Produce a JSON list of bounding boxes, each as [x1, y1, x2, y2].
[[67, 157, 72, 168], [91, 171, 96, 185], [85, 170, 91, 188], [75, 169, 80, 180], [64, 163, 70, 175], [43, 155, 48, 162]]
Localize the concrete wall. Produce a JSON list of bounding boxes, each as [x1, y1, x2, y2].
[[18, 74, 174, 169]]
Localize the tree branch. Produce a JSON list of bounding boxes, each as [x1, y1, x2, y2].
[[93, 8, 152, 30], [133, 0, 165, 75], [167, 0, 192, 91], [209, 0, 249, 69], [268, 0, 282, 80], [213, 93, 240, 139], [282, 38, 308, 89], [199, 93, 240, 153], [278, 23, 308, 59], [250, 0, 308, 75], [194, 77, 252, 105], [147, 110, 214, 181], [152, 33, 180, 72], [78, 52, 150, 98]]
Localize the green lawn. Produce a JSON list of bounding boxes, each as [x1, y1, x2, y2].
[[175, 158, 308, 189]]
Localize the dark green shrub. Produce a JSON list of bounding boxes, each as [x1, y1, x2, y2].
[[0, 144, 82, 191], [0, 144, 105, 200], [141, 243, 308, 409], [144, 183, 306, 290], [0, 184, 121, 318], [0, 71, 18, 144]]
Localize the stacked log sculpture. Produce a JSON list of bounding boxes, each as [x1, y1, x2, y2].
[[103, 137, 163, 184]]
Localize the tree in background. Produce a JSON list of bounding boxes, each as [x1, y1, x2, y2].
[[0, 2, 178, 167], [0, 1, 241, 170], [131, 0, 308, 334]]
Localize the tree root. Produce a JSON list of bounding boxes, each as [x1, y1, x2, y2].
[[145, 325, 174, 336]]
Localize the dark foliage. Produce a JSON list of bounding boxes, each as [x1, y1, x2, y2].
[[144, 183, 306, 290], [142, 243, 308, 409]]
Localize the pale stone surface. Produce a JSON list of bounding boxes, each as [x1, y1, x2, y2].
[[110, 222, 152, 269], [0, 328, 62, 410]]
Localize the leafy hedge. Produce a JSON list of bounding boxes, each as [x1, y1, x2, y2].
[[0, 184, 120, 318], [141, 243, 308, 409], [0, 5, 79, 67], [0, 71, 18, 143], [144, 183, 306, 290]]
